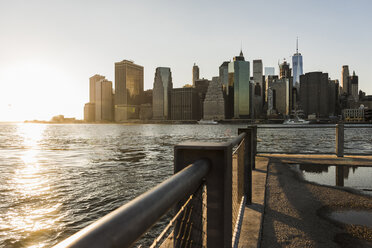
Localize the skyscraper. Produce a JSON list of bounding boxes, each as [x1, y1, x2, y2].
[[341, 65, 350, 95], [192, 63, 200, 86], [95, 78, 113, 122], [253, 60, 263, 87], [279, 60, 291, 79], [300, 72, 337, 117], [228, 50, 250, 118], [219, 61, 232, 119], [114, 60, 144, 121], [152, 67, 173, 120], [292, 38, 303, 87], [253, 60, 264, 117], [350, 71, 359, 102], [115, 60, 144, 106], [170, 87, 200, 120], [89, 74, 105, 103], [203, 77, 225, 120]]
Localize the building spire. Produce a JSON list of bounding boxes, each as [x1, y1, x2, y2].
[[296, 36, 298, 53], [240, 41, 243, 56]]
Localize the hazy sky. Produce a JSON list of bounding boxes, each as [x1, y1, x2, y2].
[[0, 0, 371, 121]]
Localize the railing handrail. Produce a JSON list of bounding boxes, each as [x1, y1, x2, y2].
[[54, 159, 210, 248], [228, 132, 246, 147], [253, 124, 372, 129]]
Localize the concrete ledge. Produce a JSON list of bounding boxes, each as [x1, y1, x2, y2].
[[238, 157, 269, 248], [258, 153, 372, 166]]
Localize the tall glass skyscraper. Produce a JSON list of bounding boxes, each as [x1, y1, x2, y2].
[[228, 50, 250, 118], [292, 38, 303, 87], [153, 67, 173, 120]]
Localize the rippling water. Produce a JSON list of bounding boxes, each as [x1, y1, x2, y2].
[[0, 123, 371, 247]]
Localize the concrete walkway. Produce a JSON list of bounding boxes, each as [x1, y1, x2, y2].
[[238, 156, 269, 248], [259, 154, 372, 248]]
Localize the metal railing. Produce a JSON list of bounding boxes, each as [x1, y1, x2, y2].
[[252, 124, 372, 157], [54, 129, 256, 248]]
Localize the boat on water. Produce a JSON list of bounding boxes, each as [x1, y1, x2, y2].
[[197, 119, 218, 125], [283, 116, 310, 125]]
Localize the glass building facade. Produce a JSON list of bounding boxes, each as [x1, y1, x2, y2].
[[114, 60, 144, 106], [292, 53, 303, 86], [228, 52, 250, 118], [292, 39, 303, 87], [152, 67, 173, 120]]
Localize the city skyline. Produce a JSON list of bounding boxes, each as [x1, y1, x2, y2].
[[1, 0, 371, 121]]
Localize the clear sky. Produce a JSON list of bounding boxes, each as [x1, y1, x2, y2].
[[0, 0, 371, 121]]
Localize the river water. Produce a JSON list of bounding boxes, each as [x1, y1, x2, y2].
[[0, 123, 371, 247]]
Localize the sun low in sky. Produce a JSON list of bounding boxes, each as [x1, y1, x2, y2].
[[0, 0, 371, 122]]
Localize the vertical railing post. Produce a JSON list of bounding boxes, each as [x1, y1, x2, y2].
[[252, 125, 257, 169], [238, 128, 252, 205], [336, 124, 344, 157], [174, 142, 233, 248], [247, 125, 257, 169]]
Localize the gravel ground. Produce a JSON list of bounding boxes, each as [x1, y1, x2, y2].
[[260, 159, 372, 248]]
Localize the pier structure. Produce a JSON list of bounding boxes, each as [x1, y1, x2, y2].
[[54, 124, 372, 248]]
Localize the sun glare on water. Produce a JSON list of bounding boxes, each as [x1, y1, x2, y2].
[[0, 124, 62, 247]]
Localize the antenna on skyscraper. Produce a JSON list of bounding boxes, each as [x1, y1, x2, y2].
[[296, 36, 299, 53]]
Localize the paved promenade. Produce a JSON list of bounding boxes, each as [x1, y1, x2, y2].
[[239, 154, 372, 248]]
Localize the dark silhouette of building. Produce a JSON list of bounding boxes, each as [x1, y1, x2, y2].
[[341, 65, 350, 95], [300, 72, 338, 117], [192, 63, 200, 86], [170, 88, 200, 120], [350, 71, 359, 102], [194, 78, 210, 118]]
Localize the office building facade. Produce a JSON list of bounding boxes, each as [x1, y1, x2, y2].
[[192, 63, 200, 86], [152, 67, 173, 120], [228, 51, 250, 118], [350, 71, 359, 102], [114, 60, 144, 121], [292, 39, 303, 87], [170, 88, 200, 120], [341, 65, 350, 95], [203, 77, 225, 120], [279, 60, 291, 79], [95, 79, 113, 122], [266, 78, 291, 116], [300, 72, 337, 117], [89, 74, 105, 103], [253, 60, 264, 117], [84, 102, 95, 122]]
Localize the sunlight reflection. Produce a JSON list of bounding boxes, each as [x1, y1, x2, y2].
[[2, 124, 61, 246]]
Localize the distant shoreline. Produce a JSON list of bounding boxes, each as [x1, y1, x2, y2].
[[21, 119, 372, 125]]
